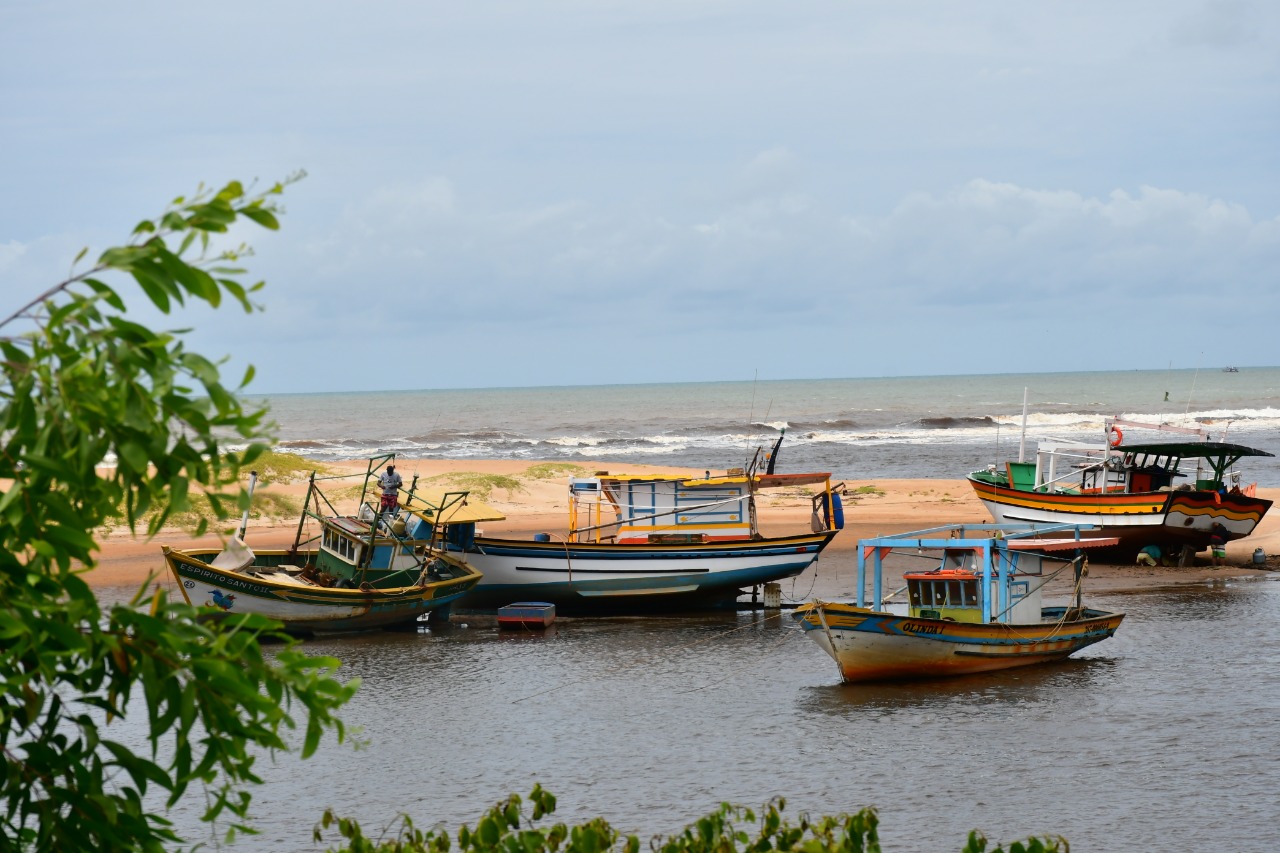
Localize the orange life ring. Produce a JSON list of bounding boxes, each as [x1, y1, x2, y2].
[[1108, 426, 1123, 448]]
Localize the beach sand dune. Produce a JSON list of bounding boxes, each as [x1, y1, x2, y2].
[[85, 459, 1280, 595]]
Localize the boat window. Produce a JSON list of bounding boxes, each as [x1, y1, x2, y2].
[[961, 581, 978, 606], [947, 581, 963, 605], [909, 583, 922, 606]]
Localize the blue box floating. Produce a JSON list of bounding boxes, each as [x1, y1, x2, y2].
[[497, 601, 556, 630]]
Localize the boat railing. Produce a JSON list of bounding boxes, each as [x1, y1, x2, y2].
[[852, 523, 1105, 622]]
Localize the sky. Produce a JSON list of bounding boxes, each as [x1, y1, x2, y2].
[[2, 1, 1278, 394]]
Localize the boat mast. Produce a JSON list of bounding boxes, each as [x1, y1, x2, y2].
[[237, 470, 259, 540], [1018, 387, 1028, 464]]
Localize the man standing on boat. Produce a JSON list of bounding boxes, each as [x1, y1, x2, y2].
[[378, 465, 403, 516]]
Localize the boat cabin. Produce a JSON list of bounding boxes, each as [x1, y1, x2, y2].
[[568, 471, 835, 544], [858, 524, 1117, 626], [984, 418, 1271, 497], [904, 548, 1047, 624], [312, 513, 443, 583]]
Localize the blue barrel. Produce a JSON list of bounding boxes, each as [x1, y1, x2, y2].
[[822, 493, 845, 530], [533, 533, 551, 542]]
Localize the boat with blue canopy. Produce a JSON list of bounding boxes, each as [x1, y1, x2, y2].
[[795, 523, 1125, 683]]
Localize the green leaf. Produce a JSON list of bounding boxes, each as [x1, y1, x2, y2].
[[240, 204, 280, 230]]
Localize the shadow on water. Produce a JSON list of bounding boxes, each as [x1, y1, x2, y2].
[[796, 656, 1122, 718]]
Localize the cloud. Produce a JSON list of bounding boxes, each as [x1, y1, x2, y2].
[[0, 240, 26, 274], [839, 180, 1278, 308], [248, 167, 1279, 361], [1171, 0, 1261, 48]]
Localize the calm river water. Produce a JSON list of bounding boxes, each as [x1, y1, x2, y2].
[[101, 573, 1280, 853]]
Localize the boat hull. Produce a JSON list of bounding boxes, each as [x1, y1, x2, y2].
[[967, 476, 1271, 553], [164, 547, 482, 634], [453, 531, 837, 611], [796, 601, 1125, 683]]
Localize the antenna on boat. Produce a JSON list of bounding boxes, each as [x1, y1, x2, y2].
[[1184, 355, 1201, 423], [1018, 387, 1029, 464], [238, 471, 258, 541], [765, 428, 785, 475]]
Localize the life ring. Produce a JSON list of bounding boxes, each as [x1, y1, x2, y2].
[[1108, 426, 1123, 448]]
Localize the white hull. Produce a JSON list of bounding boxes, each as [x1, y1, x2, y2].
[[454, 532, 834, 610]]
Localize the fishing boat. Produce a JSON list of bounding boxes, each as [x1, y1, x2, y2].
[[967, 416, 1273, 559], [164, 455, 501, 634], [794, 524, 1126, 683], [443, 434, 845, 612]]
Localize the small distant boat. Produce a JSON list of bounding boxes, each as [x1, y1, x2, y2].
[[1223, 366, 1240, 373], [967, 416, 1273, 557], [446, 431, 845, 612], [164, 455, 501, 634], [795, 524, 1125, 683], [497, 601, 556, 630]]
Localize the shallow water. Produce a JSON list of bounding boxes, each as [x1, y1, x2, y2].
[[126, 575, 1280, 853]]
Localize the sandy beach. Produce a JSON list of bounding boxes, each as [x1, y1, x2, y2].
[[84, 458, 1280, 596]]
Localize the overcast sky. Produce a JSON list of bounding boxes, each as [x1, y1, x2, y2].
[[3, 2, 1278, 393]]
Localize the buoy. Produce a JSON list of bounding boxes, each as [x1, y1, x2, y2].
[[1108, 426, 1124, 447], [1253, 547, 1266, 565], [822, 492, 846, 530]]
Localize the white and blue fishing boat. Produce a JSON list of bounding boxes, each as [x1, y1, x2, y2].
[[445, 434, 845, 612], [795, 523, 1125, 683], [164, 455, 501, 634]]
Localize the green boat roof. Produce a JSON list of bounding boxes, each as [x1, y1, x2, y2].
[[1116, 441, 1274, 459]]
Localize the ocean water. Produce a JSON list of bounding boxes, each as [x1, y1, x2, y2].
[[257, 367, 1280, 486]]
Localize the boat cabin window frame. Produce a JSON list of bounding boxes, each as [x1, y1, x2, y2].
[[322, 527, 364, 565], [908, 577, 980, 609]]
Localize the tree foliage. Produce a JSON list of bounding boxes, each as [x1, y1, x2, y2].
[[0, 177, 357, 849], [315, 787, 1067, 853]]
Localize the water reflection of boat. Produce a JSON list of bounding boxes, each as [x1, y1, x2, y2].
[[795, 524, 1125, 683], [164, 455, 499, 634], [967, 416, 1273, 558], [796, 655, 1119, 717]]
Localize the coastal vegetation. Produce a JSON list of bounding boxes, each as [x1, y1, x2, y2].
[[246, 447, 339, 485], [315, 786, 1066, 853], [524, 461, 593, 480], [423, 470, 527, 500]]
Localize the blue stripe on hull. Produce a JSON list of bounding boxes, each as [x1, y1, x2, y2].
[[458, 558, 816, 611]]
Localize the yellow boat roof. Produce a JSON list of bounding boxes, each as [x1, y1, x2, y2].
[[401, 489, 506, 524], [597, 472, 831, 488]]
